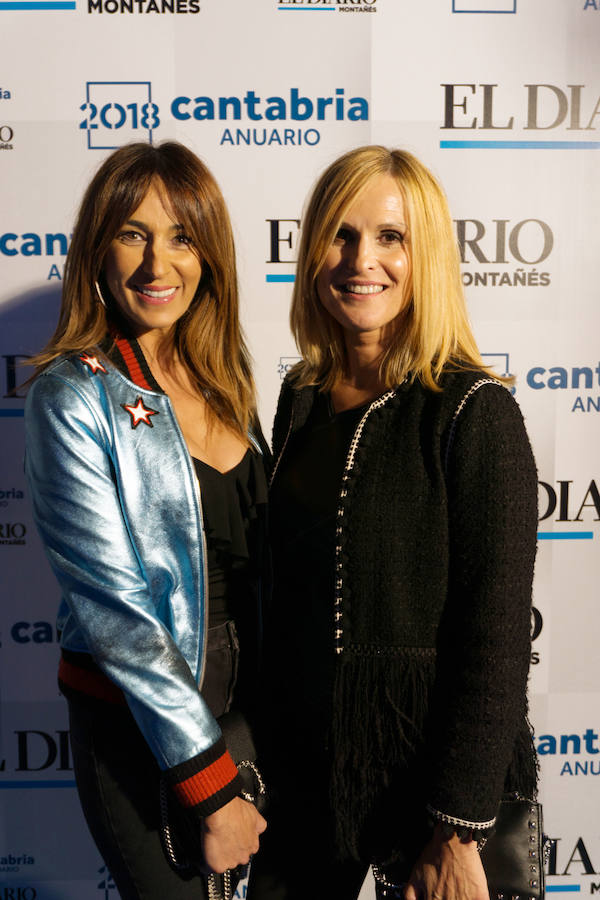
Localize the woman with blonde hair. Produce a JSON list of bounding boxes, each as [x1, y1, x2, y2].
[[249, 146, 538, 899], [26, 141, 267, 899]]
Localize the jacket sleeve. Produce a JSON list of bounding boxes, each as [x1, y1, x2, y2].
[[25, 371, 242, 816], [425, 381, 538, 830]]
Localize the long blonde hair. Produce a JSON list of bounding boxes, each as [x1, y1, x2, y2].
[[31, 141, 255, 437], [291, 145, 492, 392]]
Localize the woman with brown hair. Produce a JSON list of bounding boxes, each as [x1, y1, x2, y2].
[[25, 141, 267, 899], [249, 146, 538, 900]]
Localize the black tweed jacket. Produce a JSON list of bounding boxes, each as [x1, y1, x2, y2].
[[271, 369, 539, 863]]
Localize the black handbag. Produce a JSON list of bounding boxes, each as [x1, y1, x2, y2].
[[373, 795, 546, 900], [160, 709, 266, 900], [480, 795, 545, 900]]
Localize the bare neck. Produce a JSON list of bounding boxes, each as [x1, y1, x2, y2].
[[330, 333, 388, 413]]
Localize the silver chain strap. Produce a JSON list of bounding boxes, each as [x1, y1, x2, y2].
[[207, 871, 232, 900], [159, 779, 187, 871], [237, 759, 266, 804], [371, 864, 405, 898]]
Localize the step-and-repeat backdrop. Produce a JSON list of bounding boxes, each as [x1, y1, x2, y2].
[[1, 1, 599, 897]]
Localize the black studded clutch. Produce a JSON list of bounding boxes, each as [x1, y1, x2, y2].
[[480, 795, 546, 900], [373, 795, 546, 900]]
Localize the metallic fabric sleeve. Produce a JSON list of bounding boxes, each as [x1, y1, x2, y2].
[[25, 358, 228, 785]]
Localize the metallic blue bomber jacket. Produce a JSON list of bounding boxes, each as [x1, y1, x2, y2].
[[25, 345, 264, 811]]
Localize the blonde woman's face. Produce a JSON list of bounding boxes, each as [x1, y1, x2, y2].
[[103, 182, 202, 346], [316, 174, 411, 345]]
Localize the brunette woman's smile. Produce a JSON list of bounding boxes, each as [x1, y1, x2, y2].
[[103, 180, 202, 346]]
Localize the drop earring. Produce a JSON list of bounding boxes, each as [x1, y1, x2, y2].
[[94, 280, 107, 308]]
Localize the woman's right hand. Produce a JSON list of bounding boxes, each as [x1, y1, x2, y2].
[[201, 796, 267, 873], [404, 825, 489, 900]]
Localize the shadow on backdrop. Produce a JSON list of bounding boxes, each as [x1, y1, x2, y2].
[[0, 284, 62, 400]]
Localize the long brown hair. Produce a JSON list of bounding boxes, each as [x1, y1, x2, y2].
[[31, 141, 255, 437], [291, 145, 495, 392]]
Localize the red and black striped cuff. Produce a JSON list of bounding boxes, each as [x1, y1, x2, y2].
[[60, 655, 243, 815], [164, 736, 243, 817], [58, 655, 127, 705]]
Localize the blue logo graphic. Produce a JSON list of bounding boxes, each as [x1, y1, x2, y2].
[[266, 274, 295, 283], [0, 0, 75, 8], [0, 488, 24, 507], [452, 0, 516, 12], [440, 82, 600, 150], [442, 139, 600, 149], [80, 81, 158, 150], [481, 352, 516, 395], [278, 356, 301, 379], [481, 352, 511, 380], [278, 0, 377, 9], [97, 865, 117, 898]]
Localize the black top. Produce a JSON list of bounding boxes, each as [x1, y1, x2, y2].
[[270, 392, 368, 558], [269, 392, 368, 748], [194, 448, 268, 627]]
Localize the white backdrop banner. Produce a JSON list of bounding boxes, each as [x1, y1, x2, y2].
[[1, 0, 599, 897]]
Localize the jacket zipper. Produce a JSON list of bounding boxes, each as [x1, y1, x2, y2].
[[333, 389, 397, 655]]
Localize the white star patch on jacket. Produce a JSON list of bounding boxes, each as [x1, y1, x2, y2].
[[121, 397, 159, 429], [79, 353, 107, 375]]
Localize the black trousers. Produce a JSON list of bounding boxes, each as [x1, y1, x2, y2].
[[68, 621, 241, 900], [247, 796, 370, 899], [246, 740, 418, 899], [247, 795, 413, 900]]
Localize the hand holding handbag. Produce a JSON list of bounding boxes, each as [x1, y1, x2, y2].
[[160, 709, 266, 900], [372, 794, 546, 900]]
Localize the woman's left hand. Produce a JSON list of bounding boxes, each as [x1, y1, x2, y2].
[[404, 824, 489, 900]]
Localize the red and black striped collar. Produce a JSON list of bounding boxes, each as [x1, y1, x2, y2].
[[100, 330, 164, 394]]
